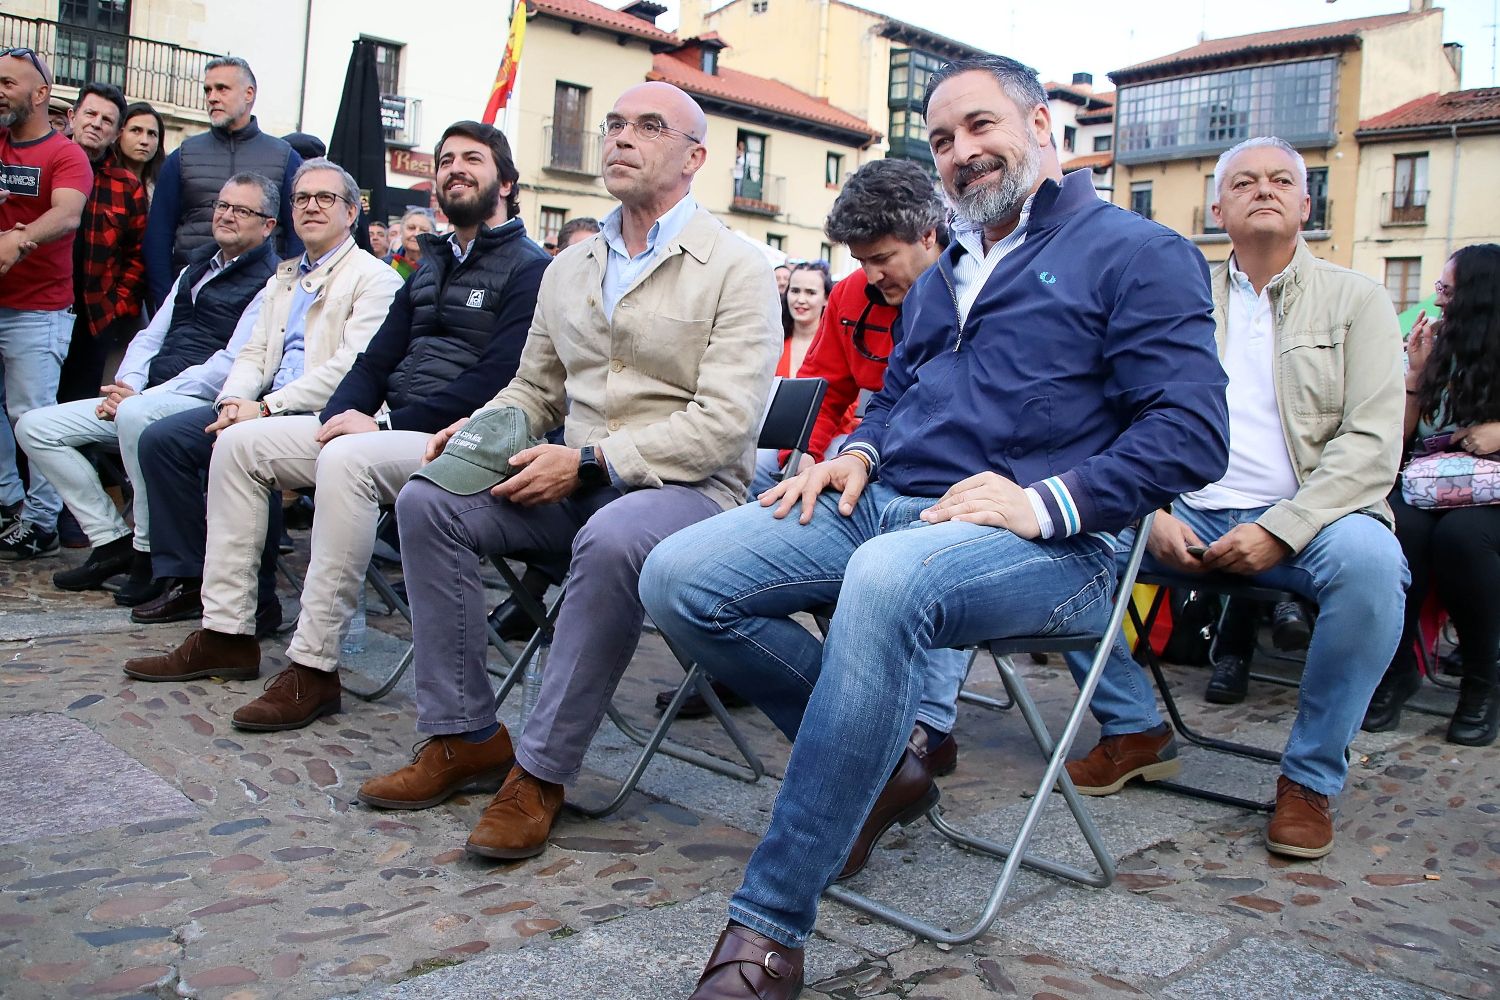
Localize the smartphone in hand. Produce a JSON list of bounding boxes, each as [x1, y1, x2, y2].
[[1185, 544, 1208, 559]]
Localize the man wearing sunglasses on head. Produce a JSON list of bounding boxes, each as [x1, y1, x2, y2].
[[0, 48, 93, 559], [119, 158, 400, 639]]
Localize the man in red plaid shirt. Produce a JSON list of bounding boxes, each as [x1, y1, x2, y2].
[[59, 82, 147, 404]]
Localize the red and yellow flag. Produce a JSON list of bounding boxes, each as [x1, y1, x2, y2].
[[482, 0, 528, 124]]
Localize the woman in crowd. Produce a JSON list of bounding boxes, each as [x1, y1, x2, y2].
[[1363, 242, 1500, 746], [750, 261, 832, 495], [389, 208, 435, 280], [114, 102, 164, 200]]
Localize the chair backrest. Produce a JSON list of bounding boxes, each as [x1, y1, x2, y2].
[[757, 377, 827, 453]]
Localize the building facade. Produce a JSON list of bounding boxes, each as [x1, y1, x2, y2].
[[1107, 5, 1461, 268], [1352, 87, 1500, 312], [508, 0, 880, 266], [1048, 74, 1114, 197]]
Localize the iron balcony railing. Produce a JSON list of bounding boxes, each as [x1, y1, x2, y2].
[[542, 124, 602, 177], [1383, 189, 1429, 226], [1, 13, 217, 113], [731, 170, 784, 217]]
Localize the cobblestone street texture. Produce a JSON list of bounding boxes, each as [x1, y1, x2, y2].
[[1, 536, 1495, 999]]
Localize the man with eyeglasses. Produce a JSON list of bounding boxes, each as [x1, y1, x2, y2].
[[118, 158, 400, 642], [126, 123, 548, 732], [0, 48, 93, 559], [355, 82, 779, 862], [15, 173, 279, 593], [142, 55, 302, 311]]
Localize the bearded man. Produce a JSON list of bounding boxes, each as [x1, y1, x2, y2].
[[639, 55, 1232, 997], [126, 121, 549, 733]]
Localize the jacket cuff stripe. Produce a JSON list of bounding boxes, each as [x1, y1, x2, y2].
[[1039, 477, 1081, 536]]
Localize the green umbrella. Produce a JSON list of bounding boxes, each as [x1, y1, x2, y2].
[[1399, 293, 1439, 336]]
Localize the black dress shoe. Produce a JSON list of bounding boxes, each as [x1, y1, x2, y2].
[[1447, 670, 1499, 747], [254, 599, 284, 639], [52, 537, 134, 591], [690, 925, 803, 1000], [130, 578, 203, 624], [655, 678, 749, 719], [837, 725, 953, 880], [488, 594, 542, 642], [1204, 653, 1250, 705], [1361, 665, 1422, 733], [114, 567, 166, 607], [1271, 600, 1313, 652]]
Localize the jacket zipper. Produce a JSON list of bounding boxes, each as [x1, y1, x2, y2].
[[942, 266, 965, 351]]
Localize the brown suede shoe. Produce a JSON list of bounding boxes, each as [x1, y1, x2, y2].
[[1066, 723, 1180, 796], [122, 629, 260, 682], [232, 663, 342, 732], [837, 726, 953, 880], [689, 924, 804, 1000], [357, 728, 515, 810], [1265, 775, 1334, 859], [465, 764, 564, 860]]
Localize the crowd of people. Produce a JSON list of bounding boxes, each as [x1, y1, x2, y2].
[[3, 42, 1498, 999]]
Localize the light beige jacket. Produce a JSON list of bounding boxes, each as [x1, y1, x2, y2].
[[218, 239, 403, 414], [484, 207, 780, 511], [1209, 239, 1404, 553]]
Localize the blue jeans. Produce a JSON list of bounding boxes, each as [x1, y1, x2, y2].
[[1065, 505, 1408, 797], [640, 482, 1115, 947], [0, 307, 73, 526]]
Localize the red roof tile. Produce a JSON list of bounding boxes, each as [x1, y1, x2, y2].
[[1044, 81, 1115, 109], [1062, 152, 1113, 172], [1358, 87, 1500, 132], [649, 53, 880, 141], [1113, 9, 1434, 79], [529, 0, 678, 46]]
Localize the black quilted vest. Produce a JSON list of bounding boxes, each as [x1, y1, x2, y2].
[[147, 240, 277, 388], [173, 117, 294, 272]]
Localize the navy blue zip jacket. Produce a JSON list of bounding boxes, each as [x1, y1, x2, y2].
[[843, 171, 1230, 537]]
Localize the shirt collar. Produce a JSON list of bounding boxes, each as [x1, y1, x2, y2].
[[1227, 253, 1294, 296], [300, 237, 351, 275], [952, 193, 1036, 260], [601, 194, 698, 260]]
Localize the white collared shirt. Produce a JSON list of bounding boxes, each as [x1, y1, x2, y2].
[[950, 196, 1034, 328]]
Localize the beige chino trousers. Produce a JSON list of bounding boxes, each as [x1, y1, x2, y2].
[[201, 414, 429, 671]]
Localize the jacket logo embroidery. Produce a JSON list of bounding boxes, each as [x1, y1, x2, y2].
[[465, 289, 486, 308], [1037, 271, 1057, 285]]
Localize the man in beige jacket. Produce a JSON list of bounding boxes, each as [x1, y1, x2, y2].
[[356, 82, 781, 859], [121, 158, 402, 657], [1062, 136, 1408, 861]]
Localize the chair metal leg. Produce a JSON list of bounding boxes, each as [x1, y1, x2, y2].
[[958, 647, 1015, 711]]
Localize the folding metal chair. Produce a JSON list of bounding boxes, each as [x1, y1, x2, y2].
[[823, 513, 1156, 945], [497, 378, 830, 818]]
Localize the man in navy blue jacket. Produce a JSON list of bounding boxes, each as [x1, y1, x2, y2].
[[126, 122, 548, 733], [641, 56, 1230, 998]]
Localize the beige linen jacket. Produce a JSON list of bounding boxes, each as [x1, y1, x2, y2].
[[483, 206, 780, 511], [1209, 239, 1404, 553], [217, 238, 403, 414]]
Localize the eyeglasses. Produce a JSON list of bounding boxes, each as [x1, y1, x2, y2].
[[292, 191, 352, 211], [599, 116, 702, 144], [213, 199, 272, 221], [1, 47, 51, 86], [1434, 279, 1454, 296]]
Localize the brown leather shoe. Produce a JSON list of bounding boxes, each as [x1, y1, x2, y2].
[[465, 764, 564, 860], [837, 725, 950, 881], [357, 727, 515, 810], [1265, 775, 1334, 859], [232, 663, 342, 731], [689, 924, 803, 1000], [122, 629, 260, 682], [130, 578, 203, 624], [1066, 723, 1180, 796]]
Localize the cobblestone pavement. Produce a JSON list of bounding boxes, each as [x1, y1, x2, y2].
[[1, 540, 1496, 1000]]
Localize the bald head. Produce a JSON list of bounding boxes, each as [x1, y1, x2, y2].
[[0, 52, 53, 134], [621, 82, 707, 143], [602, 81, 709, 211]]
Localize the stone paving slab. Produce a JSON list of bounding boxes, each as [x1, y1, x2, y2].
[[0, 713, 199, 846], [1162, 935, 1449, 999], [0, 607, 146, 642]]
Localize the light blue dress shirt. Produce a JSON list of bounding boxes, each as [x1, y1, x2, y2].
[[271, 239, 349, 391], [598, 194, 698, 321]]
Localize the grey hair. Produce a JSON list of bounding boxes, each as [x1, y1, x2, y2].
[[205, 55, 256, 90], [223, 171, 278, 217], [1212, 136, 1307, 198], [825, 159, 945, 246], [922, 55, 1048, 122], [399, 207, 435, 230], [293, 157, 361, 210]]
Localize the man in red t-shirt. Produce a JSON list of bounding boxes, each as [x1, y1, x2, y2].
[[0, 49, 93, 558]]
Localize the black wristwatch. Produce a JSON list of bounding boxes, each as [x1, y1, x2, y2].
[[578, 445, 609, 489]]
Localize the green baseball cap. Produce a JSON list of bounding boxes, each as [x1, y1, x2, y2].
[[411, 407, 540, 496]]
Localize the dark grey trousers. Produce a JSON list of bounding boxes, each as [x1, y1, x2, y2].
[[394, 477, 722, 785]]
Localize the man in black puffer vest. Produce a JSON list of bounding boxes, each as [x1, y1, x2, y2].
[[138, 121, 548, 732], [16, 172, 280, 594], [142, 56, 302, 309]]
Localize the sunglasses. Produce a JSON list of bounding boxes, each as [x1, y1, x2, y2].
[[841, 284, 892, 363], [1, 47, 51, 86]]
